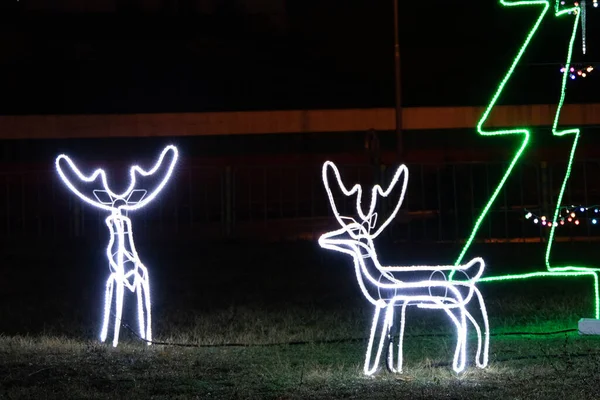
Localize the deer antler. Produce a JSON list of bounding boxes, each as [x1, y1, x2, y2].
[[322, 161, 409, 238], [322, 161, 370, 231], [368, 164, 409, 238], [120, 145, 179, 211], [56, 145, 179, 212], [55, 154, 114, 211]]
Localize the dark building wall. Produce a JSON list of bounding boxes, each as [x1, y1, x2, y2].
[[20, 0, 288, 26], [0, 1, 599, 115]]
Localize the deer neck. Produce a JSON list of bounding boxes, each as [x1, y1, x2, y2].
[[352, 241, 394, 285], [106, 213, 136, 262]]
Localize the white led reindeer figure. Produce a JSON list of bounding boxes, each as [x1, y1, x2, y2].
[[318, 161, 490, 375], [56, 145, 179, 347]]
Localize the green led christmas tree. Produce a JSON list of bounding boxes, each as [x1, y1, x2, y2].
[[450, 0, 600, 320]]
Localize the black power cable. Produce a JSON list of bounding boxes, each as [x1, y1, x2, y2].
[[113, 312, 578, 349]]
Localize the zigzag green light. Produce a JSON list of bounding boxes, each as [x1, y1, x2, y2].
[[453, 0, 545, 268], [451, 0, 600, 320]]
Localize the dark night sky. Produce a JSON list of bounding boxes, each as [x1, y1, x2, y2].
[[0, 0, 599, 115]]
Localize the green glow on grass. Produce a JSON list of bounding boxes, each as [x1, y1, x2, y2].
[[479, 270, 599, 318], [450, 1, 600, 319]]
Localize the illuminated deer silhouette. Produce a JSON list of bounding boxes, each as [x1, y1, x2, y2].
[[56, 145, 179, 347], [318, 161, 489, 375]]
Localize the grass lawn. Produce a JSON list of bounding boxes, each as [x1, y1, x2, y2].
[[2, 242, 600, 398], [2, 282, 600, 400], [1, 331, 599, 400]]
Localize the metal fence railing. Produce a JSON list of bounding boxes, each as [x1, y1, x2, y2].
[[2, 159, 600, 243]]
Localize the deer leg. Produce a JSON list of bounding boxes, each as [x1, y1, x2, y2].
[[364, 302, 392, 376], [100, 275, 115, 343], [143, 276, 152, 344], [136, 277, 146, 341], [464, 310, 484, 369], [467, 287, 489, 368], [386, 300, 409, 373], [396, 301, 409, 373], [384, 302, 396, 373], [112, 278, 125, 347], [441, 305, 468, 373], [137, 264, 152, 344]]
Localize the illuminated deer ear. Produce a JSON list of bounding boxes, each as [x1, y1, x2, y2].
[[369, 164, 409, 238], [364, 212, 378, 232], [322, 161, 367, 229], [126, 189, 147, 204], [93, 190, 114, 205], [56, 154, 113, 211]]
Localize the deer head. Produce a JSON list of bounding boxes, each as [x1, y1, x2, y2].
[[320, 161, 409, 245], [56, 145, 179, 212]]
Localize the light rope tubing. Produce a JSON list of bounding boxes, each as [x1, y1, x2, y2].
[[450, 0, 599, 319]]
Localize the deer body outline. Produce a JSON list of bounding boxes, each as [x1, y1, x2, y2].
[[56, 145, 178, 347], [319, 161, 490, 375]]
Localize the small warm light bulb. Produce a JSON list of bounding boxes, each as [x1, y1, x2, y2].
[[560, 220, 565, 225], [568, 217, 573, 222], [541, 216, 547, 221], [571, 212, 576, 218], [582, 73, 587, 77], [575, 220, 580, 225]]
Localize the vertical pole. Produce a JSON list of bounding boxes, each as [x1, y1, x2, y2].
[[5, 175, 10, 236], [188, 168, 194, 230], [225, 166, 233, 237], [365, 129, 381, 185], [393, 0, 403, 160], [74, 200, 81, 238], [541, 161, 549, 242]]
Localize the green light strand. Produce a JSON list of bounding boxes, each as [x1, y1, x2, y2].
[[452, 0, 549, 270], [479, 270, 599, 319], [543, 5, 600, 317], [545, 6, 590, 271], [450, 1, 600, 319]]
